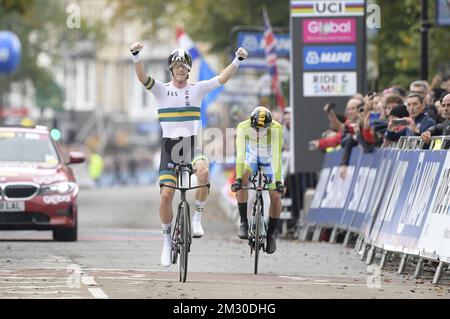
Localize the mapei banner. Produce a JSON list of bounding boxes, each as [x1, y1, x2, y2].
[[303, 45, 357, 70], [308, 148, 450, 261]]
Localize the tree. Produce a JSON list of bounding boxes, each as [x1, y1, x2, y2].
[[110, 0, 450, 93], [110, 0, 289, 53], [371, 0, 450, 90], [0, 0, 103, 110]]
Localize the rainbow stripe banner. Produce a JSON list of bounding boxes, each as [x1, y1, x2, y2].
[[291, 0, 365, 17]]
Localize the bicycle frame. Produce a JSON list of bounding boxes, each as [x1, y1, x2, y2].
[[159, 162, 210, 282], [241, 165, 276, 274]]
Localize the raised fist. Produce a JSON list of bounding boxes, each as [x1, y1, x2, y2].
[[130, 42, 143, 56], [231, 178, 243, 192], [235, 47, 248, 61]]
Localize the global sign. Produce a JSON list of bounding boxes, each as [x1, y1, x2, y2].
[[303, 18, 356, 43]]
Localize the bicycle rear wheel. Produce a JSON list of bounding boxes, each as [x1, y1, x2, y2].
[[179, 201, 191, 282], [254, 197, 262, 275]]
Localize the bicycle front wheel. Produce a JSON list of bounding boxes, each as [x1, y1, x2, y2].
[[179, 201, 191, 282], [254, 197, 262, 275]]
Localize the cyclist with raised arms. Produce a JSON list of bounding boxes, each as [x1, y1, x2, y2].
[[232, 106, 285, 254], [131, 41, 248, 266]]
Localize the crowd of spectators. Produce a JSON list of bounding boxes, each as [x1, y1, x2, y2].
[[309, 74, 450, 179]]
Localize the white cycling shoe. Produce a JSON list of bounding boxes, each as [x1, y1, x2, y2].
[[192, 220, 204, 238], [160, 246, 172, 267]]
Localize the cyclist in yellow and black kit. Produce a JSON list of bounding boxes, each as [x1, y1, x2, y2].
[[232, 107, 285, 254]]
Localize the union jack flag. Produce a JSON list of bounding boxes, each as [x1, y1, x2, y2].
[[263, 7, 285, 111]]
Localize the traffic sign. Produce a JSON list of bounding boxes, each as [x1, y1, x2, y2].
[[0, 31, 22, 74]]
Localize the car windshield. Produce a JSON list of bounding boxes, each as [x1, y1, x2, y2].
[[0, 131, 60, 164]]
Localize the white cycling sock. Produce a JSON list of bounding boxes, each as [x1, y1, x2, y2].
[[162, 223, 172, 248], [193, 200, 205, 222]]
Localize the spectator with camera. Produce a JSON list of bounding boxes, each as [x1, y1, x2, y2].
[[385, 93, 436, 142], [421, 93, 450, 145], [338, 93, 384, 179], [383, 94, 405, 118], [381, 104, 410, 147], [370, 94, 405, 137]]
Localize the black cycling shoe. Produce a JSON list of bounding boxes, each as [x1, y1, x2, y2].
[[238, 222, 249, 239], [266, 237, 276, 254]]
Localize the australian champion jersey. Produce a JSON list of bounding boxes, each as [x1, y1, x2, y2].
[[146, 77, 221, 138]]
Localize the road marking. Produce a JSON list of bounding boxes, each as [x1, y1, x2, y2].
[[2, 297, 83, 299], [3, 290, 79, 294], [79, 270, 109, 299], [0, 276, 68, 280], [79, 236, 161, 241], [0, 285, 68, 289], [88, 288, 108, 299], [81, 276, 97, 286], [278, 276, 308, 281]]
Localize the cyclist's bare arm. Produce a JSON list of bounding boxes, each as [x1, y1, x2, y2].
[[217, 47, 248, 85], [131, 42, 149, 84]]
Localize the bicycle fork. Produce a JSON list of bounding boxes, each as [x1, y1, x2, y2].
[[248, 194, 266, 254]]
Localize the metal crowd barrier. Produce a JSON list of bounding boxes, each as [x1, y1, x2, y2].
[[303, 141, 450, 285]]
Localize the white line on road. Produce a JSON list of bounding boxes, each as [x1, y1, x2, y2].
[[0, 280, 68, 284], [88, 288, 108, 299], [81, 276, 97, 286], [80, 270, 109, 299], [3, 290, 80, 294], [0, 276, 68, 280], [0, 285, 69, 289], [278, 276, 308, 281]]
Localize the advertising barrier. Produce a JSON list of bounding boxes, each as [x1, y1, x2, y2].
[[308, 145, 450, 263]]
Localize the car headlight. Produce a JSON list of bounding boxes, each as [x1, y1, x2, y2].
[[39, 182, 77, 195]]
